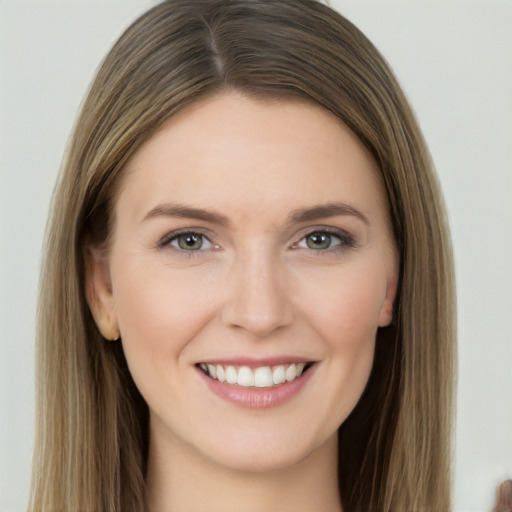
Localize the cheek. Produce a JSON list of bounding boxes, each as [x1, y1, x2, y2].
[[318, 289, 379, 427], [110, 260, 224, 418], [294, 262, 386, 414], [320, 275, 382, 383], [110, 257, 219, 370], [296, 260, 387, 345]]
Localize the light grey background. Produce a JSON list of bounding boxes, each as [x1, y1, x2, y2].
[[1, 1, 511, 511]]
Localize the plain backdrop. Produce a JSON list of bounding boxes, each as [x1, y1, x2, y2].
[[1, 1, 511, 511]]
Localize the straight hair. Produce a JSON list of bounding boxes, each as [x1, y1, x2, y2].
[[29, 1, 456, 510]]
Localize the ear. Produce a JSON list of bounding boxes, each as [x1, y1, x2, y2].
[[84, 244, 119, 340], [378, 251, 399, 327]]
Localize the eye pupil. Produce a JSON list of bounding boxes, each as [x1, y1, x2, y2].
[[178, 234, 202, 250], [306, 233, 331, 250]]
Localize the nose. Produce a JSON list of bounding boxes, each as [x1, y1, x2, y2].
[[221, 250, 294, 338]]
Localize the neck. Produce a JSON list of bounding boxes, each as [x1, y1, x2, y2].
[[145, 428, 342, 512]]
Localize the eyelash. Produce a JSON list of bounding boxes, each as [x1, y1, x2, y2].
[[292, 229, 356, 253], [157, 228, 357, 256], [157, 229, 216, 257]]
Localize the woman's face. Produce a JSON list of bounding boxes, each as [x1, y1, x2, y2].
[[87, 92, 398, 472]]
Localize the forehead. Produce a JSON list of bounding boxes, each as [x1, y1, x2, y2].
[[118, 91, 388, 227]]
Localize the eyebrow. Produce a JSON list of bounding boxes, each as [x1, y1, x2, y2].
[[142, 201, 369, 227], [288, 202, 370, 226], [142, 203, 231, 227]]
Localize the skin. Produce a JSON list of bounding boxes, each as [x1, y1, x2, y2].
[[86, 91, 399, 512]]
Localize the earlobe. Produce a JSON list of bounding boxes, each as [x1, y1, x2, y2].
[[378, 295, 395, 327], [378, 255, 399, 327], [84, 245, 119, 340]]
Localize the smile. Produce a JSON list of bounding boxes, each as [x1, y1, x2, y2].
[[198, 362, 311, 388]]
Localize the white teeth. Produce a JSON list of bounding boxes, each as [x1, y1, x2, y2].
[[216, 364, 225, 382], [200, 362, 310, 387], [296, 362, 306, 377], [237, 366, 255, 387], [285, 363, 297, 381], [254, 366, 273, 387], [272, 365, 286, 385], [225, 365, 238, 384], [206, 364, 216, 379]]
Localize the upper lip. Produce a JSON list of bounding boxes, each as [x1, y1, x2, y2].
[[196, 355, 315, 368]]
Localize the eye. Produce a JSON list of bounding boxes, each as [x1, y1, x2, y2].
[[169, 232, 213, 251], [301, 232, 340, 250], [294, 230, 355, 251]]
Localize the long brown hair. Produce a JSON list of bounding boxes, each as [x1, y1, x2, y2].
[[29, 1, 456, 510]]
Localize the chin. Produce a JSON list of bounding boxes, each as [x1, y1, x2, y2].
[[205, 443, 317, 474], [193, 419, 339, 475]]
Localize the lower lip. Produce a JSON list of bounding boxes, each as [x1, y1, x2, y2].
[[197, 365, 316, 409]]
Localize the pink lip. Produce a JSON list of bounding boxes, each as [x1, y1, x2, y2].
[[196, 363, 316, 409]]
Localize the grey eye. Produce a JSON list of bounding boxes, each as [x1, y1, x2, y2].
[[299, 232, 341, 250], [171, 233, 212, 251]]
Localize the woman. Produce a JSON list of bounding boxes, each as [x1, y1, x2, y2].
[[29, 1, 456, 511]]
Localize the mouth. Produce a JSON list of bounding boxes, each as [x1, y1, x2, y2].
[[196, 361, 315, 388]]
